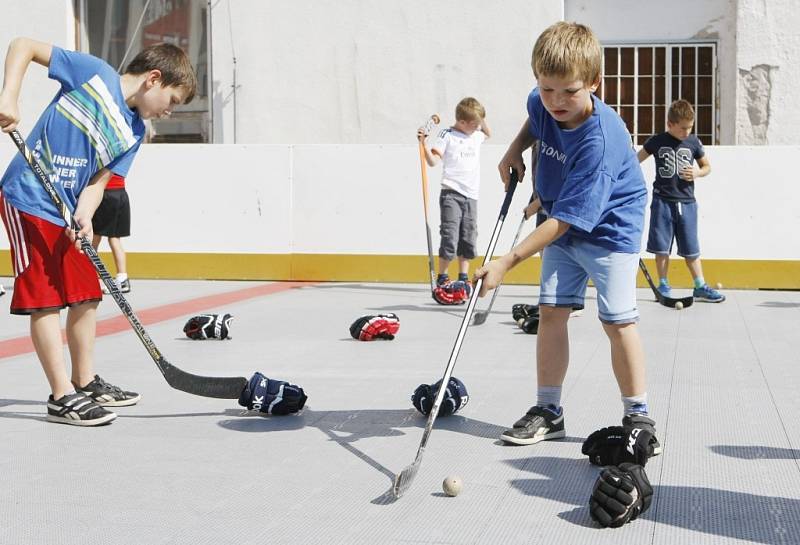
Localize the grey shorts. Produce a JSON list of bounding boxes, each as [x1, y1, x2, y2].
[[439, 189, 477, 260]]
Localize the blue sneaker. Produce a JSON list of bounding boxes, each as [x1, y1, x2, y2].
[[693, 284, 726, 303], [657, 283, 672, 298]]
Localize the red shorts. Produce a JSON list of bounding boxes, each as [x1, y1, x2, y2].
[[1, 195, 101, 315]]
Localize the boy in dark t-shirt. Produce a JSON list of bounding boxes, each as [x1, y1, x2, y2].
[[638, 99, 724, 302]]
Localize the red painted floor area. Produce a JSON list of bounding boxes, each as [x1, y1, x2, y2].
[[0, 281, 311, 360]]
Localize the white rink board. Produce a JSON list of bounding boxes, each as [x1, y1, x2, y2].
[[0, 143, 798, 260]]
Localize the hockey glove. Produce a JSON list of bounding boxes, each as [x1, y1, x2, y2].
[[432, 282, 468, 305], [519, 314, 539, 334], [238, 372, 307, 415], [589, 463, 653, 528], [512, 303, 539, 323], [582, 425, 654, 467], [411, 377, 469, 417], [183, 313, 233, 340], [349, 313, 400, 341]]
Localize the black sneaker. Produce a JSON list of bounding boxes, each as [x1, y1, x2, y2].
[[76, 375, 141, 407], [500, 405, 566, 445], [119, 278, 131, 293], [622, 413, 663, 456], [46, 392, 117, 426]]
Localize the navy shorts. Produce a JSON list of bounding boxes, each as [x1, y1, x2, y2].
[[646, 196, 700, 258]]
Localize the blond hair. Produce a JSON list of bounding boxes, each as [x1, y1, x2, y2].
[[667, 99, 695, 123], [124, 43, 197, 104], [532, 21, 601, 84], [455, 97, 486, 122]]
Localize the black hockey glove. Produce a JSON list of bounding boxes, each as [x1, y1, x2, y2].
[[512, 303, 539, 323], [183, 313, 233, 340], [589, 463, 653, 528], [238, 372, 307, 415], [411, 377, 469, 417], [582, 425, 654, 467]]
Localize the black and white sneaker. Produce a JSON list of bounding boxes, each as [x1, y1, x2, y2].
[[47, 392, 117, 426], [500, 405, 566, 445], [76, 375, 141, 407], [622, 413, 663, 456]]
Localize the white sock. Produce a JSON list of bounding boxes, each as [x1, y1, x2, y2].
[[116, 273, 128, 283]]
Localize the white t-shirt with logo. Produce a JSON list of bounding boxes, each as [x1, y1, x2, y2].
[[431, 128, 487, 200]]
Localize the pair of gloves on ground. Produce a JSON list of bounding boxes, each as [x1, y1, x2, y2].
[[582, 422, 658, 528]]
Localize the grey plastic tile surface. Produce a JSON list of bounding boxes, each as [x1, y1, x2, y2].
[[1, 279, 798, 544]]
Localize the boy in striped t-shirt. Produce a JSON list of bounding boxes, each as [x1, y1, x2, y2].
[[0, 38, 195, 426]]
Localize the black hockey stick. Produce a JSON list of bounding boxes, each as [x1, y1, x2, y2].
[[9, 130, 247, 398], [418, 114, 440, 292], [473, 143, 540, 325], [393, 170, 519, 499], [638, 258, 693, 309]]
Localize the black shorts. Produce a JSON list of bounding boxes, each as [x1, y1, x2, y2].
[[92, 188, 130, 237]]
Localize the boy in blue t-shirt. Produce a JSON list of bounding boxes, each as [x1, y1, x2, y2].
[[638, 99, 724, 302], [0, 37, 196, 426], [475, 22, 660, 452]]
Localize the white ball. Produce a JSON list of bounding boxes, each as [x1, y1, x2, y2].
[[442, 476, 462, 497], [715, 282, 723, 289], [674, 301, 684, 310]]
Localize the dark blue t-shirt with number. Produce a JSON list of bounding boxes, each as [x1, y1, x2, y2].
[[527, 88, 647, 253], [642, 132, 705, 203]]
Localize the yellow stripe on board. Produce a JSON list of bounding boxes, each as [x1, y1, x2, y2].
[[0, 251, 797, 289]]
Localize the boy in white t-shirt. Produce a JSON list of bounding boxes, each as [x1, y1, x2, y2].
[[417, 97, 490, 303]]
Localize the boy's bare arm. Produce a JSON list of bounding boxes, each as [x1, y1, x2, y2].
[[680, 155, 711, 181], [70, 169, 112, 249], [416, 128, 440, 166], [474, 217, 570, 296], [498, 119, 536, 189], [0, 38, 53, 132], [636, 148, 650, 163], [480, 118, 491, 139]]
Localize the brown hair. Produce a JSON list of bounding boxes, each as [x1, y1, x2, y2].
[[124, 43, 197, 104], [532, 21, 601, 84], [668, 99, 695, 123], [455, 97, 486, 122]]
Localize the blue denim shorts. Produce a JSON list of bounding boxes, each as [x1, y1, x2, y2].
[[539, 239, 640, 324], [646, 196, 700, 258]]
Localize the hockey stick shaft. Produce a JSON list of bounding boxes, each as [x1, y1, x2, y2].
[[8, 130, 247, 398], [394, 170, 519, 498], [473, 143, 540, 324], [419, 114, 439, 291]]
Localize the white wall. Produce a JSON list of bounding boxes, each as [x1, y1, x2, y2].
[[208, 0, 563, 145], [1, 142, 797, 261], [735, 0, 800, 145]]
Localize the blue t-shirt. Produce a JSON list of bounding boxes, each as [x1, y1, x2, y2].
[[527, 88, 646, 253], [643, 132, 705, 203], [0, 47, 144, 226]]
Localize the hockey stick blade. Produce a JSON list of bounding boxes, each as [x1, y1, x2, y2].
[[160, 358, 247, 398], [393, 449, 424, 498], [471, 310, 489, 325], [638, 259, 694, 309], [9, 130, 248, 399]]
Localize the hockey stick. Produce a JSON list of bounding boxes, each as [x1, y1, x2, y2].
[[8, 130, 247, 398], [471, 193, 533, 325], [473, 142, 540, 325], [393, 170, 519, 499], [419, 114, 440, 292], [638, 258, 694, 309]]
